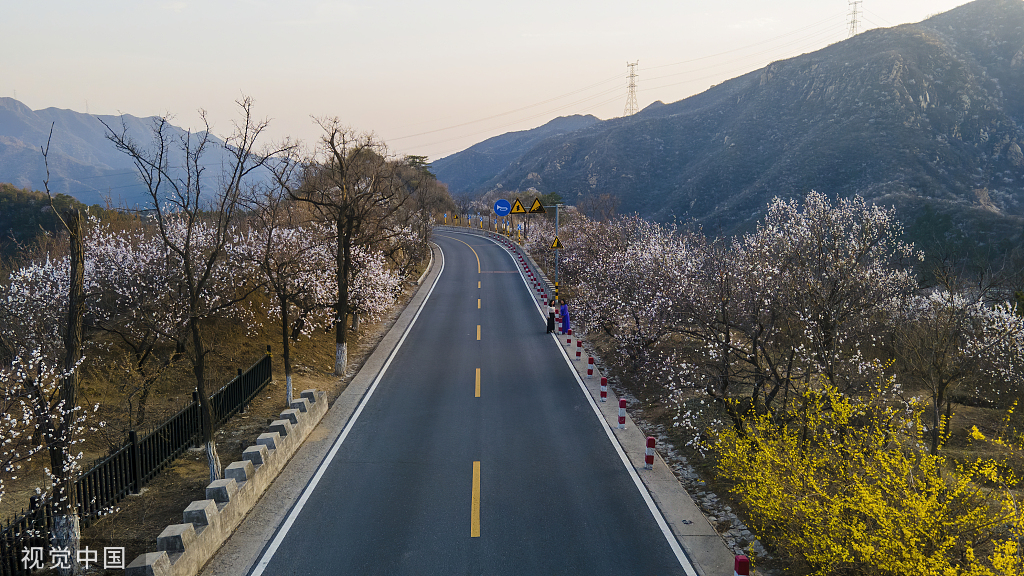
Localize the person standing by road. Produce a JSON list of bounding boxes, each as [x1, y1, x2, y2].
[[559, 299, 570, 334], [546, 301, 557, 333]]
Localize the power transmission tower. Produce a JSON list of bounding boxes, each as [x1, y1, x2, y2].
[[848, 0, 863, 37], [624, 61, 639, 117]]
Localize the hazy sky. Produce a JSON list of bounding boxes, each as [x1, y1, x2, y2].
[[2, 1, 971, 162]]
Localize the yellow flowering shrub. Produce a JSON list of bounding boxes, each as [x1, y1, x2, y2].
[[714, 381, 1022, 575]]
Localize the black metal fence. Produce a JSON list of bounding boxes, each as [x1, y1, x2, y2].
[[0, 348, 274, 576]]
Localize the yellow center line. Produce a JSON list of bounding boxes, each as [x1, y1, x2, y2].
[[475, 368, 481, 397], [478, 281, 481, 288], [478, 299, 481, 309], [471, 461, 481, 537], [446, 235, 481, 273], [477, 325, 481, 340]]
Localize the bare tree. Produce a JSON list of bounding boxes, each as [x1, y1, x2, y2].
[[283, 121, 410, 376], [41, 127, 87, 576], [103, 98, 279, 481]]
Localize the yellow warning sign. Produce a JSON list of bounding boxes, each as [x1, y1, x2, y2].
[[551, 237, 563, 249], [529, 198, 546, 213], [510, 198, 527, 214]]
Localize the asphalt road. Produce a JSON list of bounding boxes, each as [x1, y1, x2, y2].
[[249, 231, 689, 576]]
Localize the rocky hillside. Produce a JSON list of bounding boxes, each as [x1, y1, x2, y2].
[[430, 114, 599, 196], [443, 0, 1024, 249]]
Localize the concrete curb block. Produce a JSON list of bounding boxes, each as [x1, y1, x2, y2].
[[124, 389, 329, 576]]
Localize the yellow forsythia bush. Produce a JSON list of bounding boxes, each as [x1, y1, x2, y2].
[[714, 380, 1023, 575]]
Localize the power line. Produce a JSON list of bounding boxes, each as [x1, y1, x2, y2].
[[645, 12, 845, 71], [624, 62, 639, 116], [389, 73, 621, 141], [407, 11, 853, 159]]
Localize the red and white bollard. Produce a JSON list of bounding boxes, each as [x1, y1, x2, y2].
[[575, 339, 582, 359], [587, 357, 594, 378], [566, 329, 572, 345], [734, 555, 750, 576], [618, 399, 627, 429], [644, 436, 656, 469], [600, 377, 607, 402]]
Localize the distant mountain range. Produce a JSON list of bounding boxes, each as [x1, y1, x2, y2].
[[432, 0, 1024, 249], [431, 114, 600, 195], [0, 98, 254, 208]]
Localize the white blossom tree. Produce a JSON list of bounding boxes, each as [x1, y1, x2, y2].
[[548, 192, 921, 432], [85, 219, 185, 429], [895, 288, 1024, 453], [233, 188, 336, 406], [347, 245, 401, 331]]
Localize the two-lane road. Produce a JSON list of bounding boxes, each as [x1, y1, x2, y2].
[[250, 231, 690, 575]]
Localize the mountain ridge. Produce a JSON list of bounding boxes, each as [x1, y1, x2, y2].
[[0, 98, 243, 207], [436, 0, 1024, 248], [430, 114, 600, 196]]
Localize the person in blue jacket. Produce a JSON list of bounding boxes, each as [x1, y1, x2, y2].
[[559, 299, 570, 334]]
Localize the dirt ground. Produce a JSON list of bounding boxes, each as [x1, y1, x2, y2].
[[5, 265, 424, 575]]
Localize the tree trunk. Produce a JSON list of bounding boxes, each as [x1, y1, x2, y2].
[[334, 214, 354, 376], [135, 384, 151, 428], [281, 295, 293, 406], [52, 208, 85, 576], [51, 514, 81, 576], [205, 440, 223, 484], [335, 342, 348, 376], [191, 319, 221, 481]]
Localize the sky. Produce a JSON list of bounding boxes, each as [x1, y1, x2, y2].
[[2, 0, 972, 163]]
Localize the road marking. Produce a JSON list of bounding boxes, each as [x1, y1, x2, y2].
[[471, 461, 481, 537], [550, 331, 699, 575], [475, 368, 481, 397], [477, 325, 481, 340], [249, 244, 447, 576], [441, 234, 481, 273], [469, 230, 700, 576], [478, 281, 481, 288], [478, 298, 481, 309]]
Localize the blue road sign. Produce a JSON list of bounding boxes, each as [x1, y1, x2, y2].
[[494, 199, 512, 216]]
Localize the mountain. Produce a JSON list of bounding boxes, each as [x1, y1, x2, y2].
[[430, 114, 600, 196], [0, 98, 256, 208], [437, 0, 1024, 248]]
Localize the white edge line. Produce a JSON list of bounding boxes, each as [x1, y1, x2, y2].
[[249, 244, 446, 576], [551, 334, 700, 576], [474, 229, 699, 576], [418, 231, 699, 575]]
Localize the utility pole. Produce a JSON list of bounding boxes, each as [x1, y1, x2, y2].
[[544, 203, 564, 300], [624, 61, 639, 117], [848, 0, 863, 37]]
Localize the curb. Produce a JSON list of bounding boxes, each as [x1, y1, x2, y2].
[[125, 390, 330, 576]]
